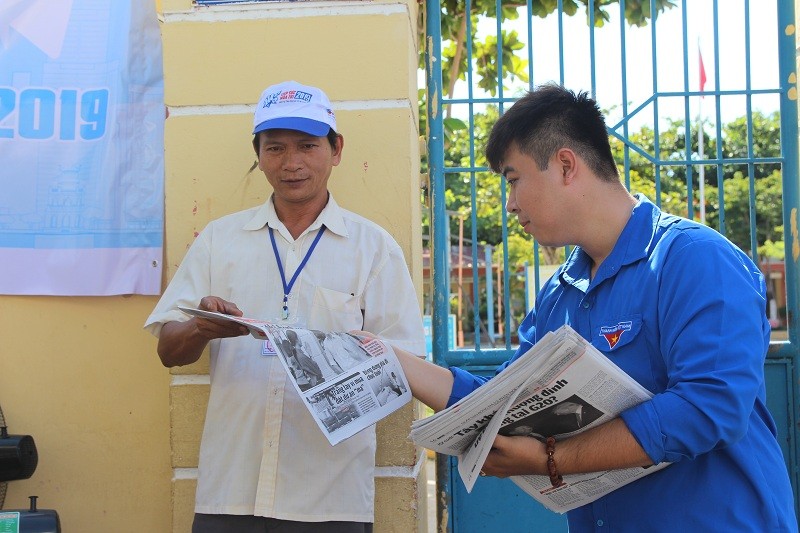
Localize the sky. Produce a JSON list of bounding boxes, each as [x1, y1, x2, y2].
[[440, 0, 782, 131]]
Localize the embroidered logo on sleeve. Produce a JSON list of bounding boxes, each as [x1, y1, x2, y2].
[[599, 321, 633, 350]]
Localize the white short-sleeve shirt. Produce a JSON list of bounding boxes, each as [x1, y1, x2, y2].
[[144, 195, 425, 522]]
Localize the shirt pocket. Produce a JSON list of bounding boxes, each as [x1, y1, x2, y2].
[[309, 286, 363, 332], [591, 314, 643, 354]]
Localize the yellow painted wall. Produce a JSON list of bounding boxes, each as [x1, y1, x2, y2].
[[0, 296, 172, 531], [0, 1, 425, 532]]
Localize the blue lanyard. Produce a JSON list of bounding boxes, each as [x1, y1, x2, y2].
[[269, 225, 326, 319]]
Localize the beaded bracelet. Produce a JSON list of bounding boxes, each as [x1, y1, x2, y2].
[[545, 436, 565, 487]]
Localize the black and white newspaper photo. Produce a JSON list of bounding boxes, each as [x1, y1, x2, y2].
[[366, 358, 408, 406], [501, 394, 604, 439], [265, 327, 412, 445], [178, 307, 412, 446]]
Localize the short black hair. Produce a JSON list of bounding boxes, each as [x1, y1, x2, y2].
[[485, 84, 619, 182], [252, 127, 340, 154]]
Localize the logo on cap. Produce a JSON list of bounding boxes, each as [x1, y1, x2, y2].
[[263, 89, 313, 109]]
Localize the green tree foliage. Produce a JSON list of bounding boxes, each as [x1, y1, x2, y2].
[[436, 107, 784, 268], [424, 0, 677, 104], [704, 169, 783, 257], [610, 121, 689, 216], [421, 0, 681, 271], [609, 110, 783, 257], [715, 111, 782, 184]]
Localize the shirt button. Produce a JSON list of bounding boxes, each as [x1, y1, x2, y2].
[[582, 301, 590, 309], [596, 519, 604, 527]]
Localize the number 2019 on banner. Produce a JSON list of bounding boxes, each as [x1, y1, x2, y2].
[[0, 88, 109, 141]]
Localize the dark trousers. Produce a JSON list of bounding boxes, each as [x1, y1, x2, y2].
[[192, 513, 374, 533]]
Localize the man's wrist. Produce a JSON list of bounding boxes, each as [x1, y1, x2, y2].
[[545, 437, 565, 487]]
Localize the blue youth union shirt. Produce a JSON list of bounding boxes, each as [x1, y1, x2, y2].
[[450, 195, 797, 532]]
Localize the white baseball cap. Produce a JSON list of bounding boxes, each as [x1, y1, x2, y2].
[[252, 81, 337, 137]]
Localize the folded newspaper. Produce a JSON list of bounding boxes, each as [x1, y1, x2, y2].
[[410, 324, 669, 514], [179, 307, 411, 446]]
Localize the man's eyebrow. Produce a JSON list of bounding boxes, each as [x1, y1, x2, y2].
[[500, 165, 514, 177]]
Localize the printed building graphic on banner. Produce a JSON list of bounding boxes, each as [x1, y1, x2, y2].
[[0, 0, 164, 295]]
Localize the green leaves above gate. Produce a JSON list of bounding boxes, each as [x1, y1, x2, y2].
[[426, 0, 678, 104]]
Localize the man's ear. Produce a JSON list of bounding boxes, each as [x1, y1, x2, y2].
[[556, 148, 578, 183], [252, 134, 263, 171], [332, 134, 344, 166]]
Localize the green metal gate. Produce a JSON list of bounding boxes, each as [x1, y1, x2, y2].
[[424, 1, 799, 531]]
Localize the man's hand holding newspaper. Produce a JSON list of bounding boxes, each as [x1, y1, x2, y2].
[[409, 325, 670, 514]]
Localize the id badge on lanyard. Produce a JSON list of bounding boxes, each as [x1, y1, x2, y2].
[[262, 314, 306, 356]]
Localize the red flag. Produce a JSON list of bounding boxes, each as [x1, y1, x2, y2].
[[699, 50, 707, 97]]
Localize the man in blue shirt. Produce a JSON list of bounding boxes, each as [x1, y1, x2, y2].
[[391, 84, 797, 531]]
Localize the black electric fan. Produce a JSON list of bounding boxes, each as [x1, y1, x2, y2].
[[0, 426, 38, 483], [0, 404, 60, 533]]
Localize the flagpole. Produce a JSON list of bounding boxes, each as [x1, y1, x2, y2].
[[699, 98, 705, 224], [698, 41, 706, 225]]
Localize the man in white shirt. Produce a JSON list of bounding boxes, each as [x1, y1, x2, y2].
[[144, 80, 425, 533]]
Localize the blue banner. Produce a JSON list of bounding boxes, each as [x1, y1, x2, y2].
[[0, 0, 164, 295]]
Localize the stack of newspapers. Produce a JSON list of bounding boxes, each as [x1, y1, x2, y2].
[[410, 325, 669, 513]]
